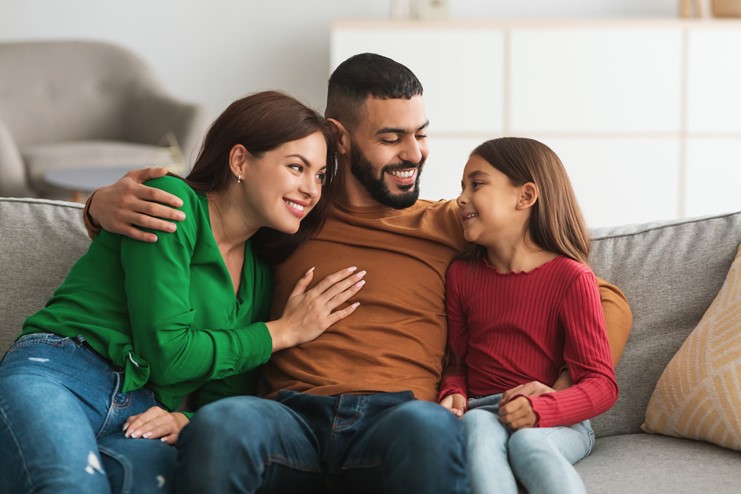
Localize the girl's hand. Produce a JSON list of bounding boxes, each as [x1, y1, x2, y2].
[[500, 380, 554, 406], [123, 406, 190, 445], [499, 396, 537, 430], [267, 266, 365, 351], [439, 393, 467, 417]]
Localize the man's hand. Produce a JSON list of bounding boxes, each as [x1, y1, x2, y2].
[[500, 380, 555, 405], [499, 396, 537, 430], [439, 393, 467, 417], [123, 406, 190, 445], [89, 167, 185, 242]]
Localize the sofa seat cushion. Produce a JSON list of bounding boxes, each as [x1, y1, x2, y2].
[[22, 140, 177, 197], [576, 434, 741, 493]]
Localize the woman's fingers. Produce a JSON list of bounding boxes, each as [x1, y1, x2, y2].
[[287, 267, 315, 298]]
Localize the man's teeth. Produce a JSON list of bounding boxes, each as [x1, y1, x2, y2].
[[285, 200, 305, 212], [390, 169, 415, 178]]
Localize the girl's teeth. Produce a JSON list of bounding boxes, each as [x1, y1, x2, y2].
[[285, 200, 304, 212]]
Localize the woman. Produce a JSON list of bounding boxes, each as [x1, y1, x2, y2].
[[0, 91, 364, 494]]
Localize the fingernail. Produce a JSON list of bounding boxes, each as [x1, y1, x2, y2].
[[122, 423, 129, 431], [176, 212, 186, 220], [355, 270, 366, 279], [131, 431, 140, 439], [355, 280, 365, 288], [167, 223, 177, 232], [305, 267, 315, 276], [161, 437, 168, 443], [175, 199, 183, 207], [351, 302, 360, 308], [143, 432, 151, 438], [347, 266, 357, 272]]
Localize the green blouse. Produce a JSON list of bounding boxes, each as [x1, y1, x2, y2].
[[23, 176, 273, 412]]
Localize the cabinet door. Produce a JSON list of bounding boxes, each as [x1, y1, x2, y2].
[[509, 28, 682, 134], [331, 27, 505, 134], [687, 29, 741, 133], [418, 136, 483, 201], [686, 138, 741, 217], [537, 137, 681, 228]]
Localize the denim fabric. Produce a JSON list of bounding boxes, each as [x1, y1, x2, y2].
[[0, 333, 177, 494], [176, 390, 469, 494], [463, 394, 594, 494]]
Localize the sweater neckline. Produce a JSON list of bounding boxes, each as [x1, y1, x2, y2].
[[482, 254, 564, 277]]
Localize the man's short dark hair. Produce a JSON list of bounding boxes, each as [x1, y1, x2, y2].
[[326, 53, 423, 129]]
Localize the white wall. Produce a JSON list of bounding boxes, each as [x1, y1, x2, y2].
[[0, 0, 680, 119]]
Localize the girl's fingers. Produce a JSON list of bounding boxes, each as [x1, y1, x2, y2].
[[309, 266, 358, 296], [326, 302, 360, 325]]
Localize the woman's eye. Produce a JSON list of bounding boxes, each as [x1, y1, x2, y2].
[[289, 164, 304, 173], [316, 172, 327, 185]]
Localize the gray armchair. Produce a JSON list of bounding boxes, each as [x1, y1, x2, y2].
[[0, 40, 210, 198]]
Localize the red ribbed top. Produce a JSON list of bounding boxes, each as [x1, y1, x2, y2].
[[440, 255, 618, 427]]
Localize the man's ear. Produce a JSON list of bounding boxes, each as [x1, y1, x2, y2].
[[518, 182, 539, 209], [327, 118, 350, 155]]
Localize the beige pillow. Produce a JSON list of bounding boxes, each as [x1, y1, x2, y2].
[[642, 243, 741, 451]]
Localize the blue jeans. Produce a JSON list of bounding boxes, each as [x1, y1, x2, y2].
[[462, 394, 594, 494], [176, 390, 469, 494], [0, 333, 177, 494]]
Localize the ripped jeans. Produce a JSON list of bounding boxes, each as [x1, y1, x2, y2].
[[0, 333, 176, 494]]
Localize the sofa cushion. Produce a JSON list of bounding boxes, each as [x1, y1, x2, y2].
[[587, 211, 741, 438], [0, 198, 89, 354], [576, 434, 741, 493], [641, 242, 741, 451]]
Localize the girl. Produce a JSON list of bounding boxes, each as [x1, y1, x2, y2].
[[439, 137, 618, 494], [0, 91, 365, 494]]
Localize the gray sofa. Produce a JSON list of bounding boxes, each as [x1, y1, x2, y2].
[[1, 196, 740, 493]]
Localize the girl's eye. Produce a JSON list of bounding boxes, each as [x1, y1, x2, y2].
[[472, 181, 483, 189], [289, 164, 304, 173]]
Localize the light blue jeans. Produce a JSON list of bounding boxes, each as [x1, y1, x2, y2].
[[462, 394, 594, 494], [0, 333, 177, 494]]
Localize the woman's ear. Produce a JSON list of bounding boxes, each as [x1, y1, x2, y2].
[[517, 182, 539, 209], [327, 118, 350, 155], [228, 144, 249, 180]]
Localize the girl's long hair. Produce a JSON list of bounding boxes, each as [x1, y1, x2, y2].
[[184, 90, 338, 264], [464, 137, 590, 265]]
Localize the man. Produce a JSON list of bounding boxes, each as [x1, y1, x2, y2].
[[86, 53, 632, 493]]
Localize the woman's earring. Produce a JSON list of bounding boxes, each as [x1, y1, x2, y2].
[[237, 175, 242, 184]]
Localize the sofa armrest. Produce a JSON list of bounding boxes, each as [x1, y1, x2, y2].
[[124, 90, 211, 169], [0, 117, 32, 197]]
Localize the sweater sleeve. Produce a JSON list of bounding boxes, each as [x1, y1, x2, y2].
[[118, 178, 272, 393], [438, 262, 469, 401], [596, 277, 633, 367], [528, 271, 618, 427]]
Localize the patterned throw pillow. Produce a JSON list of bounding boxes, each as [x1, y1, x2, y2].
[[642, 243, 741, 451]]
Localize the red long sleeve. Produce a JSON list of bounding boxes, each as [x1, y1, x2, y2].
[[439, 256, 618, 427]]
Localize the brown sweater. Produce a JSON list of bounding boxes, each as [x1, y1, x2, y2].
[[265, 199, 633, 401]]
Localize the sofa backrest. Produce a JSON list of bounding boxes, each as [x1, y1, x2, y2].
[[0, 40, 161, 147], [588, 211, 741, 437], [1, 197, 739, 439], [0, 198, 89, 354]]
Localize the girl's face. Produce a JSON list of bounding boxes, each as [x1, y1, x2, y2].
[[240, 131, 328, 234], [456, 155, 524, 246]]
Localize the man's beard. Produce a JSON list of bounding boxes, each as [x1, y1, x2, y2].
[[349, 144, 424, 210]]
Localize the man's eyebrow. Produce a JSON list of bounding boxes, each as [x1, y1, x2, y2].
[[375, 120, 430, 135]]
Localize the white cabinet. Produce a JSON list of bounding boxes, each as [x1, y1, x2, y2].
[[331, 20, 741, 227]]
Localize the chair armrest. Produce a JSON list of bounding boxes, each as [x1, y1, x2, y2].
[[124, 90, 211, 169], [0, 117, 32, 197]]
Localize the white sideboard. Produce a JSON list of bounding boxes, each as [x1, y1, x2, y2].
[[331, 19, 741, 227]]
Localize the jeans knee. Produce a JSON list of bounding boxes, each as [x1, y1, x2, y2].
[[391, 402, 463, 448], [508, 428, 548, 456]]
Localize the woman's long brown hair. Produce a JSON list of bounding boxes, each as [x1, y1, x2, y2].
[[184, 90, 338, 264]]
